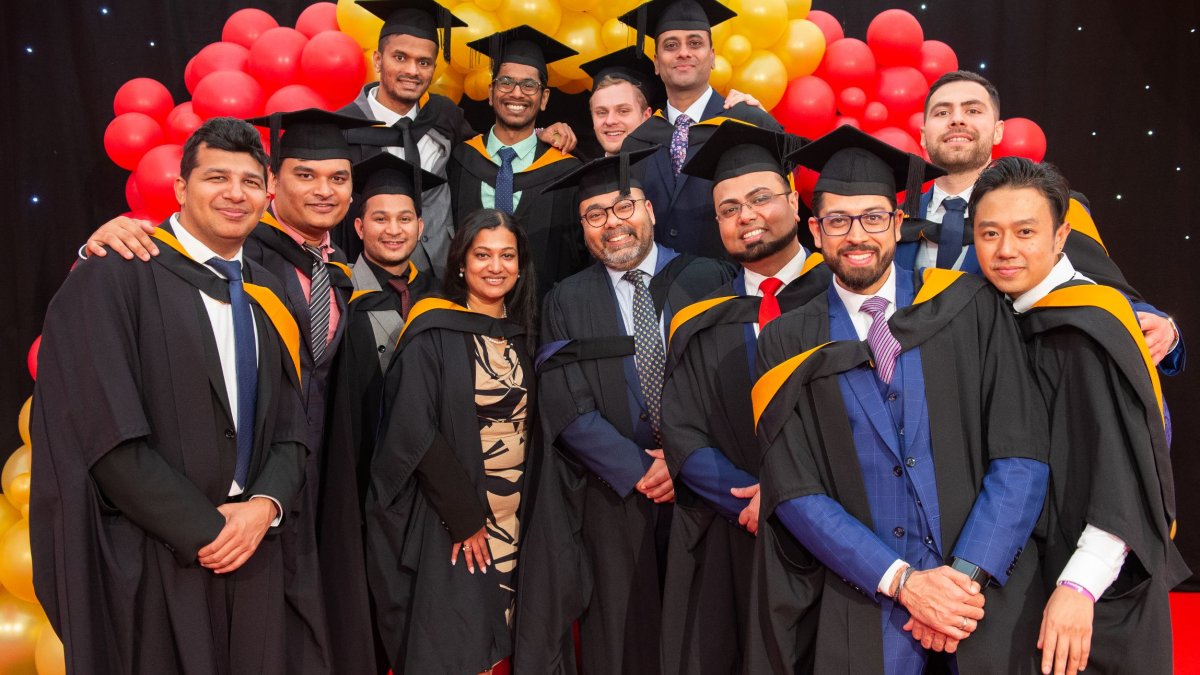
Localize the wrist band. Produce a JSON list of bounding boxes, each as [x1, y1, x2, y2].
[[1058, 580, 1096, 602], [895, 565, 916, 601]]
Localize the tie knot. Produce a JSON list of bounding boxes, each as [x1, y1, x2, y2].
[[759, 277, 784, 297], [674, 113, 694, 129], [860, 295, 889, 318], [497, 146, 518, 163], [206, 257, 243, 281], [303, 243, 325, 261], [393, 117, 412, 130], [623, 269, 648, 287], [943, 197, 967, 213]]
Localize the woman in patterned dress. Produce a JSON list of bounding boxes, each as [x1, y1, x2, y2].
[[366, 209, 538, 675]]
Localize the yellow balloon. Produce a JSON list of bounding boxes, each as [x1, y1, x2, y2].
[[710, 54, 732, 93], [0, 503, 17, 543], [728, 50, 788, 110], [723, 34, 753, 67], [785, 0, 812, 20], [449, 4, 500, 74], [430, 70, 465, 103], [0, 520, 34, 605], [477, 0, 503, 11], [771, 19, 826, 79], [549, 12, 605, 82], [4, 476, 29, 513], [561, 0, 601, 11], [336, 0, 384, 53], [710, 20, 733, 53], [0, 590, 41, 674], [497, 0, 562, 35], [559, 77, 591, 95], [601, 17, 637, 52], [16, 400, 30, 449], [34, 622, 64, 675], [727, 0, 788, 49], [1, 448, 30, 499], [362, 48, 380, 84], [586, 0, 643, 24], [464, 68, 493, 101]]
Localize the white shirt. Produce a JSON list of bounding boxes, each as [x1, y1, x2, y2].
[[915, 183, 973, 271], [1011, 254, 1127, 601], [666, 86, 715, 125], [607, 245, 664, 340], [831, 263, 899, 341], [366, 88, 444, 170], [745, 245, 810, 336]]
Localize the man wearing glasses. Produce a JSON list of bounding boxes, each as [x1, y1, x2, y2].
[[748, 125, 1049, 675]]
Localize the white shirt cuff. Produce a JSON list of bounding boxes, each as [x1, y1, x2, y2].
[[878, 559, 907, 597], [250, 495, 284, 527], [1056, 524, 1129, 600]]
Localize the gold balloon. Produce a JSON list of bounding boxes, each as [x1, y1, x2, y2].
[[561, 0, 601, 11], [727, 50, 788, 110], [476, 0, 503, 12], [430, 70, 465, 103], [497, 0, 562, 35], [785, 0, 812, 20], [0, 520, 34, 604], [710, 55, 732, 93], [586, 0, 643, 24], [723, 34, 752, 67], [335, 0, 384, 53], [464, 67, 493, 101], [34, 622, 64, 675], [0, 590, 41, 675], [1, 449, 30, 500], [601, 17, 637, 52], [771, 19, 826, 79], [2, 477, 28, 515], [449, 4, 499, 75], [559, 77, 591, 95], [0, 504, 17, 545], [548, 12, 604, 82], [710, 20, 732, 53], [362, 48, 380, 84], [16, 401, 30, 449], [726, 0, 788, 49]]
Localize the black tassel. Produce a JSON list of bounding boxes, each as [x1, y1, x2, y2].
[[903, 154, 924, 216], [619, 151, 631, 195], [268, 113, 282, 175]]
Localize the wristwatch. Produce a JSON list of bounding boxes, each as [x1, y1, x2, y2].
[[949, 557, 992, 588]]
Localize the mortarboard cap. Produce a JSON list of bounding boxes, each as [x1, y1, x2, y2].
[[681, 120, 806, 183], [789, 125, 945, 216], [618, 0, 735, 48], [581, 46, 664, 111], [245, 108, 381, 173], [466, 25, 578, 83], [353, 152, 447, 215], [542, 146, 660, 203], [357, 0, 467, 61]]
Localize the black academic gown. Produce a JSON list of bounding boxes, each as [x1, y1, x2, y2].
[[621, 95, 783, 259], [365, 299, 536, 674], [447, 134, 586, 298], [747, 269, 1049, 675], [30, 225, 308, 675], [658, 254, 829, 675], [1018, 280, 1190, 674], [537, 253, 734, 675]]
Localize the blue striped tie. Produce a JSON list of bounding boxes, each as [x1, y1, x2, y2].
[[206, 257, 256, 489]]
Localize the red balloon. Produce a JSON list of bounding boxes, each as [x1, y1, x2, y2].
[[125, 173, 143, 212], [906, 110, 925, 138], [184, 42, 251, 94], [816, 38, 876, 93], [134, 144, 184, 222], [993, 117, 1047, 162], [113, 78, 174, 123], [918, 40, 958, 85], [192, 70, 265, 120], [165, 102, 204, 145], [866, 9, 923, 68], [27, 336, 40, 381], [301, 31, 368, 109], [861, 101, 889, 132], [265, 84, 329, 114], [837, 86, 867, 117], [871, 126, 922, 155], [248, 27, 309, 95], [794, 166, 819, 208], [835, 116, 861, 129], [771, 76, 837, 139], [875, 66, 929, 121], [295, 2, 339, 38], [104, 112, 166, 171], [222, 8, 279, 49], [805, 10, 844, 46]]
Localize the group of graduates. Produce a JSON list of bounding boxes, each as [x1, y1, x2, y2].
[[27, 0, 1190, 674]]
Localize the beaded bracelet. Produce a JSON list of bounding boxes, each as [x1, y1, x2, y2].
[[1058, 580, 1096, 602]]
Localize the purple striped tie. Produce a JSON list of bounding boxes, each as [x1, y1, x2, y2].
[[861, 296, 901, 385]]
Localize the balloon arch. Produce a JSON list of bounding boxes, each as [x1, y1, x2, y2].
[[9, 1, 1050, 672]]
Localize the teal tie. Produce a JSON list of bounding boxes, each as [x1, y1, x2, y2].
[[623, 269, 666, 445]]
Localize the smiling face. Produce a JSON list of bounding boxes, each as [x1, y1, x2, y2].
[[269, 157, 354, 239], [712, 171, 800, 266], [921, 80, 1004, 175], [974, 186, 1069, 299], [580, 187, 656, 271], [374, 33, 437, 112], [174, 143, 269, 258], [489, 62, 550, 134], [463, 225, 520, 306], [354, 193, 424, 276], [590, 79, 652, 155], [654, 30, 715, 95], [809, 192, 900, 294]]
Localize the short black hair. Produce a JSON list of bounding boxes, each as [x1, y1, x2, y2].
[[180, 117, 269, 181], [925, 70, 1001, 117], [810, 190, 897, 217], [970, 156, 1070, 226]]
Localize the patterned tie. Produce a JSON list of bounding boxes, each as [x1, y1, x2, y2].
[[305, 244, 331, 363], [387, 275, 412, 320], [494, 146, 518, 214], [936, 197, 968, 270], [206, 257, 257, 489], [670, 113, 694, 174], [623, 269, 667, 445], [861, 296, 901, 385], [393, 116, 420, 168], [757, 277, 784, 328]]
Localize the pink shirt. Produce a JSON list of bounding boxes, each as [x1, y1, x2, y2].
[[277, 217, 340, 348]]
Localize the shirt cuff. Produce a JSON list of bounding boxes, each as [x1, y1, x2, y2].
[[1056, 524, 1130, 600], [1168, 317, 1181, 353], [250, 495, 284, 527], [878, 559, 907, 597]]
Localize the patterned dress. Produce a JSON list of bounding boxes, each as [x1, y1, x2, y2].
[[472, 334, 528, 627]]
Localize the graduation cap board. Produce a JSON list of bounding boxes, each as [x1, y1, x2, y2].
[[353, 152, 447, 215], [581, 45, 665, 111], [466, 25, 578, 82], [681, 120, 807, 183], [541, 146, 660, 202], [789, 124, 945, 216], [357, 0, 467, 61], [245, 108, 381, 172], [617, 0, 736, 49]]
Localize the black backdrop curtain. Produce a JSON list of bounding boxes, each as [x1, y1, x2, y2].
[[4, 0, 1198, 584]]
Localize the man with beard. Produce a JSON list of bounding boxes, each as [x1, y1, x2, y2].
[[904, 70, 1184, 374], [616, 0, 783, 259], [533, 148, 734, 674], [448, 25, 587, 298], [656, 122, 829, 675], [748, 125, 1049, 675]]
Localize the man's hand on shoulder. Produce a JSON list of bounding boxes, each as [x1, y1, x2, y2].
[[84, 216, 159, 261], [538, 122, 577, 154]]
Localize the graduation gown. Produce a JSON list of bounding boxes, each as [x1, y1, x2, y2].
[[621, 96, 783, 259], [747, 268, 1049, 675], [30, 225, 308, 675], [365, 299, 535, 674], [658, 254, 829, 675], [536, 251, 734, 675], [447, 134, 586, 298], [1018, 281, 1190, 674]]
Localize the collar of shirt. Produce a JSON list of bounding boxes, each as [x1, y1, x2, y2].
[[1012, 253, 1093, 313], [743, 245, 811, 297], [927, 182, 974, 221], [171, 213, 245, 273], [607, 243, 660, 287], [273, 208, 333, 261], [832, 263, 899, 341], [666, 86, 714, 125], [367, 85, 419, 127], [485, 126, 539, 166]]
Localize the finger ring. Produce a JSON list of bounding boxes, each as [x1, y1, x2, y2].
[[959, 617, 968, 631], [463, 544, 470, 550]]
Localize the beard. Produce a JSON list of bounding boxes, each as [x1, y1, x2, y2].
[[928, 133, 993, 174], [825, 242, 895, 292], [730, 221, 799, 264], [589, 223, 654, 271]]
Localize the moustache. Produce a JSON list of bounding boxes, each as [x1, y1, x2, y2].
[[603, 226, 638, 243]]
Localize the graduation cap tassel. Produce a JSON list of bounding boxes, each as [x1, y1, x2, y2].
[[619, 151, 631, 195], [439, 9, 452, 64], [903, 154, 924, 217], [635, 7, 647, 58], [269, 114, 282, 175]]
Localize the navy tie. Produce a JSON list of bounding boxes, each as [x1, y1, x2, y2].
[[494, 146, 518, 214], [936, 197, 968, 270], [207, 257, 257, 489]]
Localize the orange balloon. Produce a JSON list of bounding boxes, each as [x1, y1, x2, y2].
[[549, 12, 604, 82], [723, 34, 753, 67], [16, 400, 30, 448], [0, 590, 41, 674], [728, 50, 788, 110], [771, 19, 826, 79], [0, 502, 17, 542], [4, 475, 29, 513], [0, 520, 35, 604], [726, 0, 788, 49], [464, 68, 493, 101], [430, 70, 465, 103], [710, 55, 733, 93], [449, 4, 499, 75], [497, 0, 562, 35], [362, 48, 380, 83], [335, 0, 383, 53], [2, 448, 30, 499], [34, 622, 65, 675]]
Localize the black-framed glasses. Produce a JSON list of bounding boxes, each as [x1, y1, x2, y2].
[[716, 191, 790, 222], [492, 76, 544, 95], [815, 210, 899, 236], [581, 198, 645, 227]]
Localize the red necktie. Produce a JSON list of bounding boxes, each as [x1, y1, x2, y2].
[[387, 276, 412, 319], [758, 277, 784, 327]]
